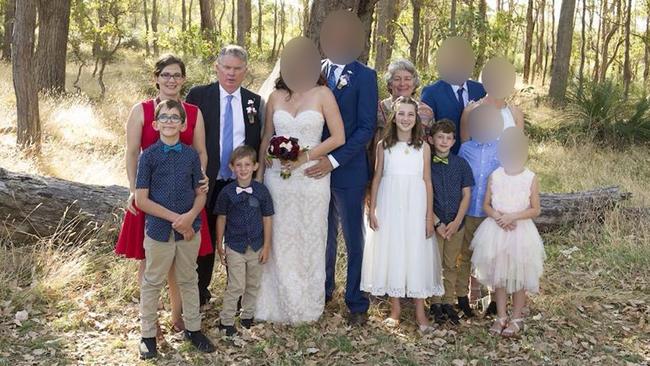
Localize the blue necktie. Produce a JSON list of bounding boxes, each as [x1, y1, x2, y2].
[[163, 143, 182, 153], [220, 94, 234, 179], [327, 64, 338, 90], [456, 87, 465, 111]]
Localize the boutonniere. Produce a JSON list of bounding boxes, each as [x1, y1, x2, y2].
[[246, 99, 257, 124], [337, 70, 353, 90]]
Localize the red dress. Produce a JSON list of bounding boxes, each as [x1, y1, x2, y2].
[[114, 99, 213, 259]]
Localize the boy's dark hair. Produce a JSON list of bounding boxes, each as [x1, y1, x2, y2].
[[153, 54, 186, 90], [229, 145, 257, 165], [430, 119, 456, 137], [154, 99, 186, 124]]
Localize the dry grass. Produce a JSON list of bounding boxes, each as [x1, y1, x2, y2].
[[0, 56, 648, 365]]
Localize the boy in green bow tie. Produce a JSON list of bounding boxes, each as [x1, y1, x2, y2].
[[427, 119, 475, 325]]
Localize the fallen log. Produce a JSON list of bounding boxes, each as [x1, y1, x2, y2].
[[0, 167, 635, 243]]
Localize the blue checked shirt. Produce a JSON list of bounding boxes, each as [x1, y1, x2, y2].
[[136, 140, 203, 242], [214, 181, 274, 253], [458, 140, 500, 218], [431, 153, 475, 226]]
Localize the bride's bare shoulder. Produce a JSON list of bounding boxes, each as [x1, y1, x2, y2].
[[316, 85, 334, 98]]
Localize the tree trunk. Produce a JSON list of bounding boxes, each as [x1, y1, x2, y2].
[[373, 0, 401, 73], [218, 0, 226, 32], [182, 0, 187, 32], [578, 0, 586, 92], [548, 0, 577, 105], [2, 0, 15, 60], [523, 0, 535, 83], [34, 0, 70, 93], [622, 0, 632, 98], [143, 0, 150, 56], [301, 0, 309, 36], [12, 0, 40, 152], [151, 0, 159, 55], [410, 0, 421, 65], [306, 0, 379, 63], [450, 0, 457, 35], [231, 0, 235, 43], [643, 6, 650, 85], [278, 0, 286, 50], [189, 0, 193, 27], [236, 0, 252, 47], [0, 168, 633, 243], [534, 0, 546, 82], [474, 0, 488, 79], [257, 0, 263, 50], [199, 0, 216, 40], [270, 0, 278, 60]]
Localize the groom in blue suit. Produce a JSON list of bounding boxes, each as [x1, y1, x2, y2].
[[421, 80, 486, 155], [421, 37, 486, 155], [305, 58, 378, 325]]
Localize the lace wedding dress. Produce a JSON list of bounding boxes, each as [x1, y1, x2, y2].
[[255, 109, 331, 324]]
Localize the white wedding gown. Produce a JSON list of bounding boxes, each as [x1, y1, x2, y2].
[[255, 109, 330, 324]]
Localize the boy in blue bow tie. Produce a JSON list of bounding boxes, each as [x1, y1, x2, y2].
[[135, 99, 215, 359], [214, 145, 274, 336]]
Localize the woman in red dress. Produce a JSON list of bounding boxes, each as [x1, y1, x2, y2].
[[115, 55, 213, 334]]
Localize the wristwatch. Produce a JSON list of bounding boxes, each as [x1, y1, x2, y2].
[[434, 220, 442, 229]]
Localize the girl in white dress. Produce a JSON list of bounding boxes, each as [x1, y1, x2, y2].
[[361, 96, 444, 333], [470, 128, 545, 337]]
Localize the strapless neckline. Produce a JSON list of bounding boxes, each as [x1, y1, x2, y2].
[[274, 109, 323, 120]]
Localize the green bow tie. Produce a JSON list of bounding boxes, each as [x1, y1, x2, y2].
[[432, 155, 449, 164]]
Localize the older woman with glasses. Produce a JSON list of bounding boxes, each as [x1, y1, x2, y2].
[[114, 54, 212, 338], [370, 59, 434, 173]]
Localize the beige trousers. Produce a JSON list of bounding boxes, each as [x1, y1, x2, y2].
[[455, 216, 485, 297], [220, 246, 263, 326], [432, 227, 465, 304], [140, 232, 200, 338]]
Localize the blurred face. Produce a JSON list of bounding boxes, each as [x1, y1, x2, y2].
[[216, 54, 247, 93], [153, 106, 186, 137], [230, 156, 258, 182], [468, 104, 503, 143], [156, 64, 185, 97], [499, 127, 529, 173], [390, 69, 416, 97], [395, 103, 417, 133], [432, 131, 455, 155]]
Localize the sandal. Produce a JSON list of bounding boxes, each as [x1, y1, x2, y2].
[[502, 318, 524, 337], [171, 319, 185, 333], [488, 317, 507, 336]]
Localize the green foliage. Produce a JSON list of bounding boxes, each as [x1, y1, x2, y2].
[[559, 80, 650, 146], [157, 24, 226, 61]]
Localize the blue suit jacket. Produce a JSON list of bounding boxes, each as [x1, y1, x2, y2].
[[421, 79, 486, 154], [322, 60, 378, 188]]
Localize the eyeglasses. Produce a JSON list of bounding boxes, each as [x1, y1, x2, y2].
[[156, 114, 183, 124], [159, 72, 184, 81]]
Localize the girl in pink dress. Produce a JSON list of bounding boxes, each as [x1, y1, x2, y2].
[[470, 128, 545, 337]]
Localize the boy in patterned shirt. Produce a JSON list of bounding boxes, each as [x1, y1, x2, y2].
[[135, 99, 215, 359], [214, 145, 274, 336], [427, 120, 475, 325]]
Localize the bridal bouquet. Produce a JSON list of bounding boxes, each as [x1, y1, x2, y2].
[[267, 135, 304, 179]]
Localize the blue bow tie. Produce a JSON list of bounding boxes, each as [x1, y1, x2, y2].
[[163, 143, 182, 153]]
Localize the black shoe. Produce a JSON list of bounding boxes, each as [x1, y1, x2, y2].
[[347, 312, 368, 326], [441, 304, 460, 325], [457, 296, 476, 318], [484, 301, 497, 317], [217, 321, 238, 336], [184, 330, 216, 353], [139, 337, 157, 360], [429, 303, 447, 325], [240, 318, 254, 329]]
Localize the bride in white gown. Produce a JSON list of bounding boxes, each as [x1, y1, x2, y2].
[[254, 62, 346, 324]]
